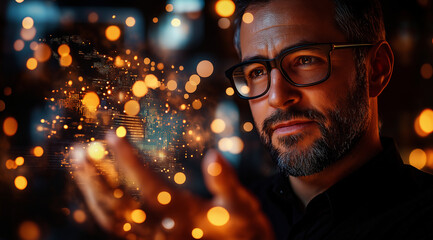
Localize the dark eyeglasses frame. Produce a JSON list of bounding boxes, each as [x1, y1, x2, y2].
[[225, 42, 375, 100]]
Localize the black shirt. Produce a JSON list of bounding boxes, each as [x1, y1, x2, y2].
[[254, 138, 433, 240]]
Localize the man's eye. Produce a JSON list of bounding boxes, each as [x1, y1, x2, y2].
[[247, 68, 266, 79], [296, 56, 317, 65]]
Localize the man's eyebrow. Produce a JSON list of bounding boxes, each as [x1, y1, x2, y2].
[[241, 40, 315, 62]]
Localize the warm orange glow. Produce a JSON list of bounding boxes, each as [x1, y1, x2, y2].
[[192, 99, 202, 110], [174, 172, 186, 184], [15, 157, 25, 166], [3, 117, 18, 136], [167, 80, 177, 91], [16, 0, 24, 3], [60, 55, 72, 67], [125, 17, 136, 27], [185, 81, 197, 93], [22, 17, 34, 29], [166, 4, 174, 12], [88, 142, 105, 161], [242, 12, 254, 24], [13, 39, 25, 51], [144, 74, 159, 89], [57, 44, 70, 57], [207, 206, 230, 226], [131, 209, 146, 223], [124, 100, 140, 116], [116, 126, 127, 138], [180, 104, 187, 110], [20, 27, 36, 41], [196, 60, 214, 78], [225, 87, 234, 96], [421, 63, 433, 79], [105, 25, 121, 41], [123, 223, 131, 232], [82, 92, 100, 112], [229, 137, 244, 154], [218, 18, 231, 29], [88, 12, 98, 23], [144, 57, 151, 65], [157, 191, 172, 205], [171, 18, 181, 27], [132, 81, 148, 97], [409, 148, 427, 170], [15, 176, 28, 190], [243, 122, 254, 132], [113, 189, 124, 199], [215, 0, 235, 17], [211, 119, 226, 133], [218, 138, 232, 152], [189, 74, 201, 86], [152, 17, 159, 23], [192, 228, 204, 239], [18, 221, 40, 240], [6, 160, 17, 169], [26, 58, 38, 70], [33, 146, 44, 157], [414, 116, 429, 137], [73, 210, 86, 223], [34, 43, 51, 62], [207, 162, 222, 177], [419, 108, 433, 134]]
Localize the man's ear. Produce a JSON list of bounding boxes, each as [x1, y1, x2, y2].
[[368, 41, 394, 98]]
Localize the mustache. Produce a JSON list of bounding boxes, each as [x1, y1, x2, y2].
[[261, 107, 327, 138]]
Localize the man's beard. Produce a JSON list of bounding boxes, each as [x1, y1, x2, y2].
[[259, 70, 370, 177]]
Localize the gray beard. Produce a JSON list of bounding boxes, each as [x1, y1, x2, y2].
[[259, 71, 370, 177]]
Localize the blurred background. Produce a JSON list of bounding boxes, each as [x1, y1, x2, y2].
[[0, 0, 432, 239]]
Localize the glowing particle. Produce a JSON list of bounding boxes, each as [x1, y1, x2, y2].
[[131, 209, 146, 223], [166, 4, 174, 12], [218, 138, 232, 152], [211, 119, 226, 133], [162, 218, 175, 230], [22, 17, 34, 29], [15, 176, 28, 190], [242, 12, 254, 24], [207, 206, 230, 226], [34, 43, 51, 62], [189, 74, 201, 86], [63, 124, 68, 129], [171, 18, 181, 27], [196, 60, 214, 78], [218, 18, 231, 29], [78, 76, 83, 81], [60, 55, 73, 67], [167, 80, 177, 91], [116, 126, 127, 138], [77, 125, 83, 130], [409, 148, 427, 170], [123, 223, 131, 232], [174, 172, 186, 184], [215, 0, 235, 17], [87, 142, 105, 161], [152, 17, 159, 23], [421, 63, 433, 79], [229, 136, 244, 154], [82, 92, 100, 112], [157, 63, 164, 70], [113, 189, 124, 199], [88, 12, 98, 23], [20, 27, 36, 41], [207, 162, 222, 177], [0, 100, 5, 112], [15, 157, 24, 166], [243, 122, 254, 132], [125, 17, 136, 27], [3, 117, 18, 136], [419, 108, 433, 134], [192, 228, 204, 239], [73, 210, 86, 223], [185, 81, 197, 93], [13, 39, 25, 51], [18, 221, 40, 240], [144, 74, 160, 89], [105, 25, 121, 41], [180, 104, 187, 110], [144, 58, 151, 64], [157, 191, 172, 205], [132, 81, 148, 97], [124, 100, 140, 116], [57, 44, 70, 57], [184, 94, 189, 99], [16, 0, 24, 3], [192, 99, 202, 110], [4, 87, 12, 96], [33, 146, 43, 157], [26, 58, 38, 70], [6, 160, 17, 169]]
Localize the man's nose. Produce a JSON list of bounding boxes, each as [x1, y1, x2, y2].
[[267, 68, 301, 108]]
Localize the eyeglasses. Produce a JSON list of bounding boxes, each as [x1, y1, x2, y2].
[[225, 42, 374, 100]]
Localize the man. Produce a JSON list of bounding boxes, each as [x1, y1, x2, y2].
[[74, 0, 433, 239]]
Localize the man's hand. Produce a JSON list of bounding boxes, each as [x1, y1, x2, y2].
[[72, 133, 274, 240]]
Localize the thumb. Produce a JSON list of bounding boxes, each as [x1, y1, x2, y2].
[[202, 150, 255, 206]]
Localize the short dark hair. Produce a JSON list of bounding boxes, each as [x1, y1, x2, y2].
[[233, 0, 386, 56]]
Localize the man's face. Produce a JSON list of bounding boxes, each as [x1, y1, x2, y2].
[[239, 0, 371, 176]]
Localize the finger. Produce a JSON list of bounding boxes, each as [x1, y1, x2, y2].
[[106, 132, 179, 209], [202, 150, 260, 209]]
